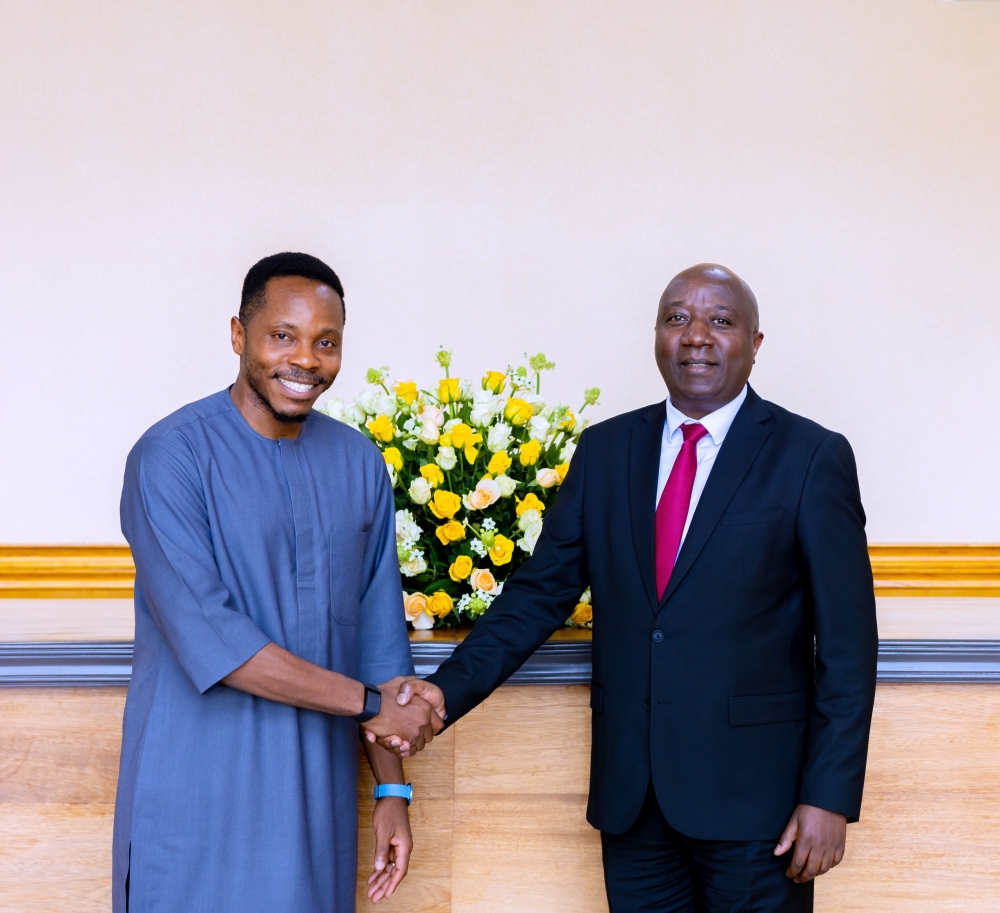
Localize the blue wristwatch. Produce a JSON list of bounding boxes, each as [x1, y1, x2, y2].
[[374, 783, 413, 805]]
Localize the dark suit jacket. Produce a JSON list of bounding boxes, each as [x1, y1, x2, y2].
[[427, 386, 878, 841]]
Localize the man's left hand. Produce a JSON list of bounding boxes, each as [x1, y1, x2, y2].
[[367, 796, 412, 904], [774, 804, 847, 882]]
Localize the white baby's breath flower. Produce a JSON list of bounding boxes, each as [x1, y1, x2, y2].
[[469, 539, 487, 558], [487, 423, 513, 453], [481, 517, 497, 531], [408, 477, 433, 505], [494, 474, 518, 498], [435, 446, 458, 471]]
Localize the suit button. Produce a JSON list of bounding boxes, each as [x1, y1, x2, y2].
[[644, 698, 651, 711], [652, 630, 664, 643]]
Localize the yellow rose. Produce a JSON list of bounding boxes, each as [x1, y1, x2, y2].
[[569, 602, 593, 625], [470, 567, 499, 594], [488, 534, 515, 566], [428, 590, 454, 619], [366, 415, 395, 443], [504, 397, 534, 426], [515, 493, 546, 517], [518, 439, 541, 466], [560, 411, 576, 431], [535, 467, 560, 488], [435, 520, 466, 545], [438, 378, 461, 403], [383, 447, 403, 472], [450, 423, 474, 449], [483, 371, 506, 394], [449, 555, 474, 581], [464, 436, 482, 464], [429, 489, 462, 519], [555, 462, 570, 483], [488, 450, 512, 475], [420, 463, 445, 488], [394, 380, 418, 405], [403, 592, 430, 622], [438, 433, 452, 448]]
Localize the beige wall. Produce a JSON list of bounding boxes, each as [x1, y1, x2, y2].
[[1, 0, 998, 543]]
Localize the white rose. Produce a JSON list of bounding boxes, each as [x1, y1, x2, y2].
[[517, 520, 543, 555], [559, 440, 577, 462], [395, 509, 422, 546], [577, 587, 592, 605], [463, 478, 502, 511], [358, 389, 396, 417], [417, 420, 440, 445], [495, 474, 518, 497], [459, 379, 474, 401], [402, 437, 420, 451], [487, 423, 513, 453], [528, 416, 551, 442], [435, 446, 458, 471], [518, 508, 541, 531], [386, 465, 398, 487], [400, 550, 428, 577], [469, 400, 496, 427], [535, 468, 560, 489], [322, 398, 346, 420], [411, 610, 435, 629], [408, 477, 433, 505], [420, 404, 446, 428]]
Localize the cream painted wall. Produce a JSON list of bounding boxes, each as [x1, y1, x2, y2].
[[1, 0, 998, 543]]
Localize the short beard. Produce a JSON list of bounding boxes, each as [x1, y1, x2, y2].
[[245, 362, 311, 425]]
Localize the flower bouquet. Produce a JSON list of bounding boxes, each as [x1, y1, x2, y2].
[[320, 349, 599, 629]]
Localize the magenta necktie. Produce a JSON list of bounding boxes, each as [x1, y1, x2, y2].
[[655, 422, 709, 600]]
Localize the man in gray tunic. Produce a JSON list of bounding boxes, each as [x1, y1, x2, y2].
[[114, 252, 439, 912]]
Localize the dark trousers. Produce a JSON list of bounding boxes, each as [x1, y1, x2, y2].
[[601, 784, 813, 913]]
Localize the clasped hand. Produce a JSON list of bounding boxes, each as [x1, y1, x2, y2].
[[364, 678, 447, 757]]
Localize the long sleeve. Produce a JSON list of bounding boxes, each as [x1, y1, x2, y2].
[[796, 431, 879, 821], [121, 432, 271, 694], [427, 430, 591, 723], [358, 465, 415, 684]]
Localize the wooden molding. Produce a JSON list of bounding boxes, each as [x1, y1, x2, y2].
[[2, 544, 999, 599]]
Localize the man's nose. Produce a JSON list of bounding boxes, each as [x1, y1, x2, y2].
[[288, 341, 321, 370], [681, 318, 713, 347]]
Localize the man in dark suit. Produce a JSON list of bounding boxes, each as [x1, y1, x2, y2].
[[377, 263, 878, 912]]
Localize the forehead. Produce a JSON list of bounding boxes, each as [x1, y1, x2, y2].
[[259, 276, 344, 327], [662, 278, 739, 307]]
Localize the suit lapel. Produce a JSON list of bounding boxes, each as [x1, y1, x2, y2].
[[659, 387, 773, 606], [628, 402, 665, 613]]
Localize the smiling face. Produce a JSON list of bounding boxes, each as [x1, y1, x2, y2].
[[230, 275, 344, 439], [654, 266, 764, 419]]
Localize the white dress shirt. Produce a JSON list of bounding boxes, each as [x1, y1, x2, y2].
[[656, 385, 748, 548]]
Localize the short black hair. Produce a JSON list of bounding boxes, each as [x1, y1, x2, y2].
[[240, 252, 345, 326]]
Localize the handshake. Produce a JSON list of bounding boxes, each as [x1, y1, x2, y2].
[[364, 677, 448, 756]]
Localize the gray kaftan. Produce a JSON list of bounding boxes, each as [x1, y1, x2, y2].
[[113, 390, 413, 913]]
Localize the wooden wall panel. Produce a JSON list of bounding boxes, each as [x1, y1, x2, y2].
[[3, 685, 1000, 912]]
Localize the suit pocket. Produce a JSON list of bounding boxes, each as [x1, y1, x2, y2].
[[729, 690, 809, 727], [330, 531, 367, 626], [590, 685, 604, 713], [718, 508, 785, 526]]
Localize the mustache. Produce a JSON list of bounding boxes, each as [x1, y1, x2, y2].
[[272, 370, 327, 385]]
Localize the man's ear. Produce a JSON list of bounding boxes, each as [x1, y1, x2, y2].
[[231, 316, 246, 356]]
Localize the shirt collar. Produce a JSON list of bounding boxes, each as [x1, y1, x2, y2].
[[664, 385, 748, 446]]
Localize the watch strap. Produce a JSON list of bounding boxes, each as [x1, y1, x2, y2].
[[374, 783, 413, 805], [353, 683, 382, 723]]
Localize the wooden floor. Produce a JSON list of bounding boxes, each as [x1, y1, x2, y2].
[[2, 684, 1000, 911]]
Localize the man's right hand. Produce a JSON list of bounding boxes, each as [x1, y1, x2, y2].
[[363, 678, 447, 756], [362, 680, 442, 757]]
